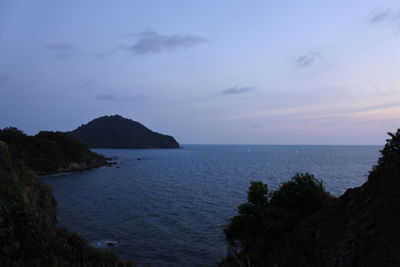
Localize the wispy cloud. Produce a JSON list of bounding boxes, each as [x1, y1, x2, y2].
[[368, 6, 400, 33], [95, 93, 147, 102], [354, 103, 400, 121], [295, 52, 323, 68], [96, 49, 117, 59], [83, 80, 97, 87], [368, 7, 400, 24], [44, 41, 75, 58], [222, 86, 256, 95], [0, 74, 10, 83], [125, 29, 207, 55], [224, 99, 400, 123], [95, 94, 118, 101]]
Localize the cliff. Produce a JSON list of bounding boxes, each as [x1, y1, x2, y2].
[[0, 140, 134, 267], [295, 130, 400, 267], [223, 130, 400, 267], [0, 127, 108, 175], [68, 115, 180, 148]]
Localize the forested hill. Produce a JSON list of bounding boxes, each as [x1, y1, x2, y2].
[[0, 127, 107, 175], [68, 115, 180, 149]]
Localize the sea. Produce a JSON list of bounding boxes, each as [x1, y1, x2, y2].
[[41, 145, 381, 266]]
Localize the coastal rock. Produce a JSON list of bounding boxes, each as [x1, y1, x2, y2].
[[295, 132, 400, 267], [303, 170, 400, 267]]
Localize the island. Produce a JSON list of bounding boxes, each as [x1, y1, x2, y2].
[[67, 115, 180, 149]]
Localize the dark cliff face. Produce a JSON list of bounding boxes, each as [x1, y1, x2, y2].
[[68, 115, 180, 149], [0, 140, 134, 266], [288, 171, 400, 267], [298, 132, 400, 267]]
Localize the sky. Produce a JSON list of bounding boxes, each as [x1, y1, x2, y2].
[[0, 0, 400, 145]]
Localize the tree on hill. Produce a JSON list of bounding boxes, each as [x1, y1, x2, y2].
[[224, 173, 333, 266], [0, 127, 107, 175]]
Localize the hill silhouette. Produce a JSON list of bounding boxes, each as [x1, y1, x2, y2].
[[68, 115, 180, 149]]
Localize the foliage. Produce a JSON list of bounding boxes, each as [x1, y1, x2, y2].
[[270, 173, 329, 216], [372, 129, 400, 175], [0, 199, 134, 267], [68, 115, 180, 148], [225, 181, 269, 248], [224, 173, 333, 265], [223, 129, 400, 267], [0, 127, 106, 175], [0, 141, 134, 267]]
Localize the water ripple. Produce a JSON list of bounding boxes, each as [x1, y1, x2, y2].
[[42, 145, 380, 266]]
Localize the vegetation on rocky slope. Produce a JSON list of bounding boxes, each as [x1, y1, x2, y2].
[[0, 140, 133, 267], [223, 130, 400, 267], [0, 127, 108, 175], [223, 173, 334, 266]]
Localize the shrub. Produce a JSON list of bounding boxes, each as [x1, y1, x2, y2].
[[224, 173, 333, 264], [225, 181, 269, 248], [373, 129, 400, 175]]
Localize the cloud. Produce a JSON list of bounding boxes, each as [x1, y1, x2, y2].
[[126, 29, 207, 54], [368, 7, 400, 33], [368, 7, 400, 24], [369, 8, 392, 23], [0, 74, 10, 83], [83, 80, 97, 87], [95, 94, 118, 101], [95, 93, 147, 102], [44, 41, 75, 58], [295, 52, 323, 68], [354, 101, 400, 114], [223, 99, 400, 123], [222, 86, 256, 95], [96, 49, 117, 59]]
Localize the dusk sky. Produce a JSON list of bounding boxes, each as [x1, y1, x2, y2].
[[1, 0, 399, 144]]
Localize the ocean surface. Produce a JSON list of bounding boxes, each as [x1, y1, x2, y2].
[[42, 145, 381, 266]]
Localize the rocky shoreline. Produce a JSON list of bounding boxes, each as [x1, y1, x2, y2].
[[38, 156, 114, 176]]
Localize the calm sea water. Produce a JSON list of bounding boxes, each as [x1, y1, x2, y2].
[[42, 145, 380, 266]]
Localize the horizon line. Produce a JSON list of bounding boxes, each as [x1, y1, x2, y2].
[[180, 143, 382, 146]]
